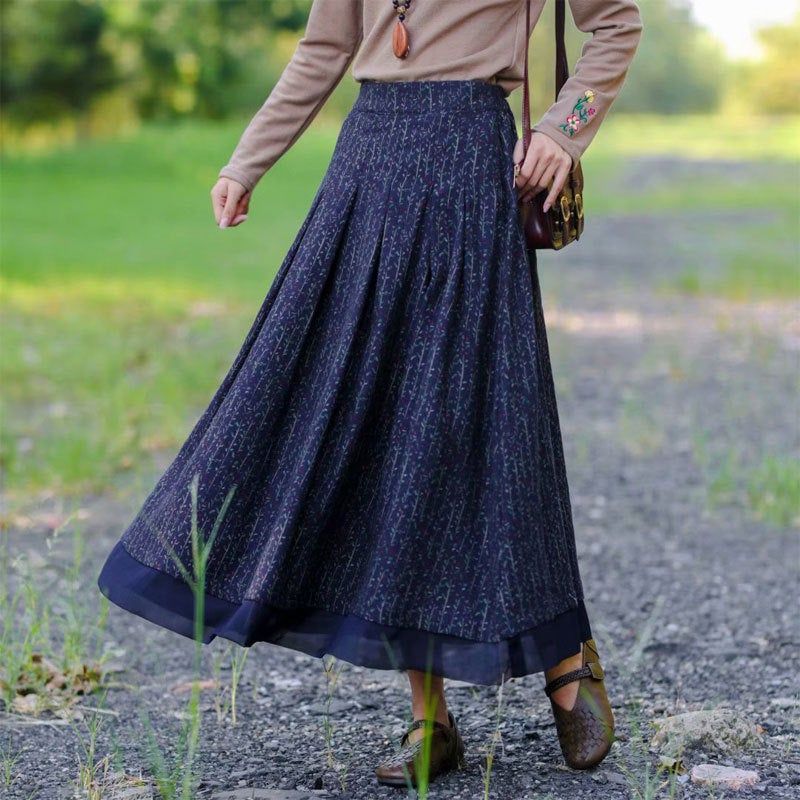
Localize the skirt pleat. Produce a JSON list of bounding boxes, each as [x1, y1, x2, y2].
[[99, 79, 591, 685]]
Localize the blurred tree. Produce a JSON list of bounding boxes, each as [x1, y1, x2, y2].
[[525, 0, 588, 122], [609, 0, 726, 113], [745, 11, 800, 113], [6, 0, 773, 137], [0, 0, 313, 127], [104, 0, 311, 120], [525, 0, 727, 118], [235, 0, 311, 29], [0, 0, 118, 124]]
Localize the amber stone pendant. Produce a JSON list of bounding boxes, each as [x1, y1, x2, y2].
[[392, 19, 410, 59]]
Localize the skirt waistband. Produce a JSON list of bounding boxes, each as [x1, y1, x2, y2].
[[353, 79, 509, 115]]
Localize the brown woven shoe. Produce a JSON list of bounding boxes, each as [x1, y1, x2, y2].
[[374, 711, 466, 787], [544, 638, 615, 769]]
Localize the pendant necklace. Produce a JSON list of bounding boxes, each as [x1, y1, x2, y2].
[[391, 0, 413, 59]]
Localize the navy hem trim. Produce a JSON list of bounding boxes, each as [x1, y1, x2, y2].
[[98, 542, 592, 686]]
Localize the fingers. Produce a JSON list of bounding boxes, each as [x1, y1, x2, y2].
[[513, 137, 525, 168], [514, 138, 538, 194], [210, 179, 249, 228], [211, 181, 226, 225], [522, 154, 553, 204], [526, 150, 552, 199], [516, 144, 551, 203], [519, 160, 547, 204], [220, 188, 241, 229], [533, 161, 559, 205], [543, 160, 572, 213], [226, 190, 251, 227], [514, 133, 572, 208]]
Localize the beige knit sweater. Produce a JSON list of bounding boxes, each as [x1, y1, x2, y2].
[[218, 0, 642, 192]]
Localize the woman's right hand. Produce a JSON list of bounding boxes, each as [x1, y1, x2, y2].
[[211, 178, 251, 228]]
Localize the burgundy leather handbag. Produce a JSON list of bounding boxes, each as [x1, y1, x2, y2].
[[517, 0, 585, 250]]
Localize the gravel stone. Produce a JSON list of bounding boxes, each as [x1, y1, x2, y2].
[[651, 709, 763, 757], [690, 764, 760, 790], [4, 159, 798, 800]]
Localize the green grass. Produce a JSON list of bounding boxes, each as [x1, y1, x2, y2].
[[1, 119, 336, 497], [693, 434, 800, 529], [587, 116, 800, 301], [1, 119, 334, 294], [1, 114, 798, 495], [585, 114, 800, 220], [618, 390, 666, 457], [671, 245, 800, 300], [593, 113, 800, 162], [747, 455, 800, 528], [0, 280, 248, 494], [1, 516, 108, 716]]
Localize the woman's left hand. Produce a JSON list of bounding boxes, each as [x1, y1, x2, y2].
[[513, 132, 573, 211]]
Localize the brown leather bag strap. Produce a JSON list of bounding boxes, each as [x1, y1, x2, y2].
[[555, 0, 569, 94], [522, 0, 570, 152], [522, 0, 532, 151]]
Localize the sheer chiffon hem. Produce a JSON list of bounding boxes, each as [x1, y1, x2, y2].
[[98, 542, 591, 686]]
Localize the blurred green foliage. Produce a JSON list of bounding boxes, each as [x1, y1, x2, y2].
[[1, 0, 796, 144], [611, 0, 724, 113], [1, 0, 314, 130], [745, 11, 800, 113], [530, 0, 726, 117], [0, 0, 117, 123]]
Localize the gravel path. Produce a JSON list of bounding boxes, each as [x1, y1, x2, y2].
[[4, 158, 799, 799]]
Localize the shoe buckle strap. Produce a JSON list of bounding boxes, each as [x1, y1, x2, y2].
[[544, 661, 604, 697], [400, 717, 449, 746]]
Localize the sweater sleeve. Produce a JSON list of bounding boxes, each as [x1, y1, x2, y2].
[[218, 0, 363, 193], [532, 0, 642, 167]]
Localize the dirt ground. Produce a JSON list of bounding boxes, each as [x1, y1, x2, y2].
[[4, 158, 799, 799]]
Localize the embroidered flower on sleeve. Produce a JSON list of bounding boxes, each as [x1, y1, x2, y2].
[[558, 89, 598, 138]]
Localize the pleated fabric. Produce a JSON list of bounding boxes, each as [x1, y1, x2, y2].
[[98, 79, 591, 685]]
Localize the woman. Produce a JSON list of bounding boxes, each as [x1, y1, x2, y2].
[[98, 0, 642, 787]]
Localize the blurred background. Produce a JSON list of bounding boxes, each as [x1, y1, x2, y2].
[[1, 0, 797, 499], [1, 2, 798, 798]]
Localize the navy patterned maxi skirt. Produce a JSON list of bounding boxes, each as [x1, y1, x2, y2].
[[98, 79, 591, 686]]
